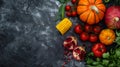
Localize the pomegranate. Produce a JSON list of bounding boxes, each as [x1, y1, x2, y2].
[[73, 46, 86, 61], [63, 36, 77, 50], [105, 6, 120, 29]]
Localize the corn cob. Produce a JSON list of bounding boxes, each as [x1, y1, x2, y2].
[[56, 18, 72, 35]]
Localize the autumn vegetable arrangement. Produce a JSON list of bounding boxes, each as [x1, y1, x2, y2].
[[56, 0, 120, 67]]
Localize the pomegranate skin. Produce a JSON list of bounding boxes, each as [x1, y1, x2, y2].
[[105, 6, 120, 29]]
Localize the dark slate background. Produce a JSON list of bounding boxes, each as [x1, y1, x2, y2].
[[0, 0, 86, 67]]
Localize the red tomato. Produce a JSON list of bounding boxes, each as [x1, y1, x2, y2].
[[89, 34, 98, 42], [85, 24, 93, 33], [74, 24, 83, 34], [92, 43, 106, 58], [71, 0, 77, 4], [80, 32, 89, 41], [71, 11, 77, 17], [65, 5, 71, 11], [93, 25, 101, 34]]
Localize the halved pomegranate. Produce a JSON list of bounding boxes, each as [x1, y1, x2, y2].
[[63, 36, 77, 50], [73, 46, 86, 61]]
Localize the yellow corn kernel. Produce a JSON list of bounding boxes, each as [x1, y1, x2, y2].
[[56, 18, 72, 35]]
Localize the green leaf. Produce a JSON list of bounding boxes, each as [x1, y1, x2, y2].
[[96, 65, 104, 67], [108, 63, 115, 67], [102, 60, 109, 65], [57, 0, 71, 3], [109, 61, 116, 67], [87, 65, 95, 67], [88, 52, 94, 56], [116, 30, 120, 36], [57, 5, 63, 20], [103, 52, 110, 59], [115, 37, 120, 42], [115, 37, 120, 45], [57, 4, 65, 20], [57, 0, 65, 3], [86, 58, 94, 64], [96, 58, 100, 62], [92, 62, 99, 65], [115, 50, 120, 57], [61, 4, 65, 19]]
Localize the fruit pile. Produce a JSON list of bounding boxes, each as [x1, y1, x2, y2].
[[56, 0, 120, 67]]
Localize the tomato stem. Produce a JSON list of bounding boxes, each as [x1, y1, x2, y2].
[[107, 37, 110, 40]]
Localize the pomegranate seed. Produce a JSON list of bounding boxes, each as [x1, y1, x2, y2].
[[65, 38, 72, 42]]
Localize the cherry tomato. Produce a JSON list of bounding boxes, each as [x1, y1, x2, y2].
[[85, 24, 93, 33], [93, 25, 101, 34], [89, 34, 98, 42], [92, 43, 106, 58], [71, 11, 77, 17], [80, 32, 89, 41], [71, 0, 77, 4], [74, 24, 83, 34], [65, 5, 71, 11]]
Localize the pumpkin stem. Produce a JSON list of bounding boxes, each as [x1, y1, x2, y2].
[[107, 37, 110, 40], [90, 5, 99, 14], [114, 17, 119, 22]]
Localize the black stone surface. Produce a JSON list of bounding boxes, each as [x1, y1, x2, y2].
[[0, 0, 85, 67]]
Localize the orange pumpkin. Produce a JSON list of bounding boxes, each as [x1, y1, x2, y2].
[[99, 29, 115, 45], [77, 0, 106, 25]]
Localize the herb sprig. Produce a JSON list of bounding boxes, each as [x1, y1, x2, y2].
[[56, 0, 70, 20]]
